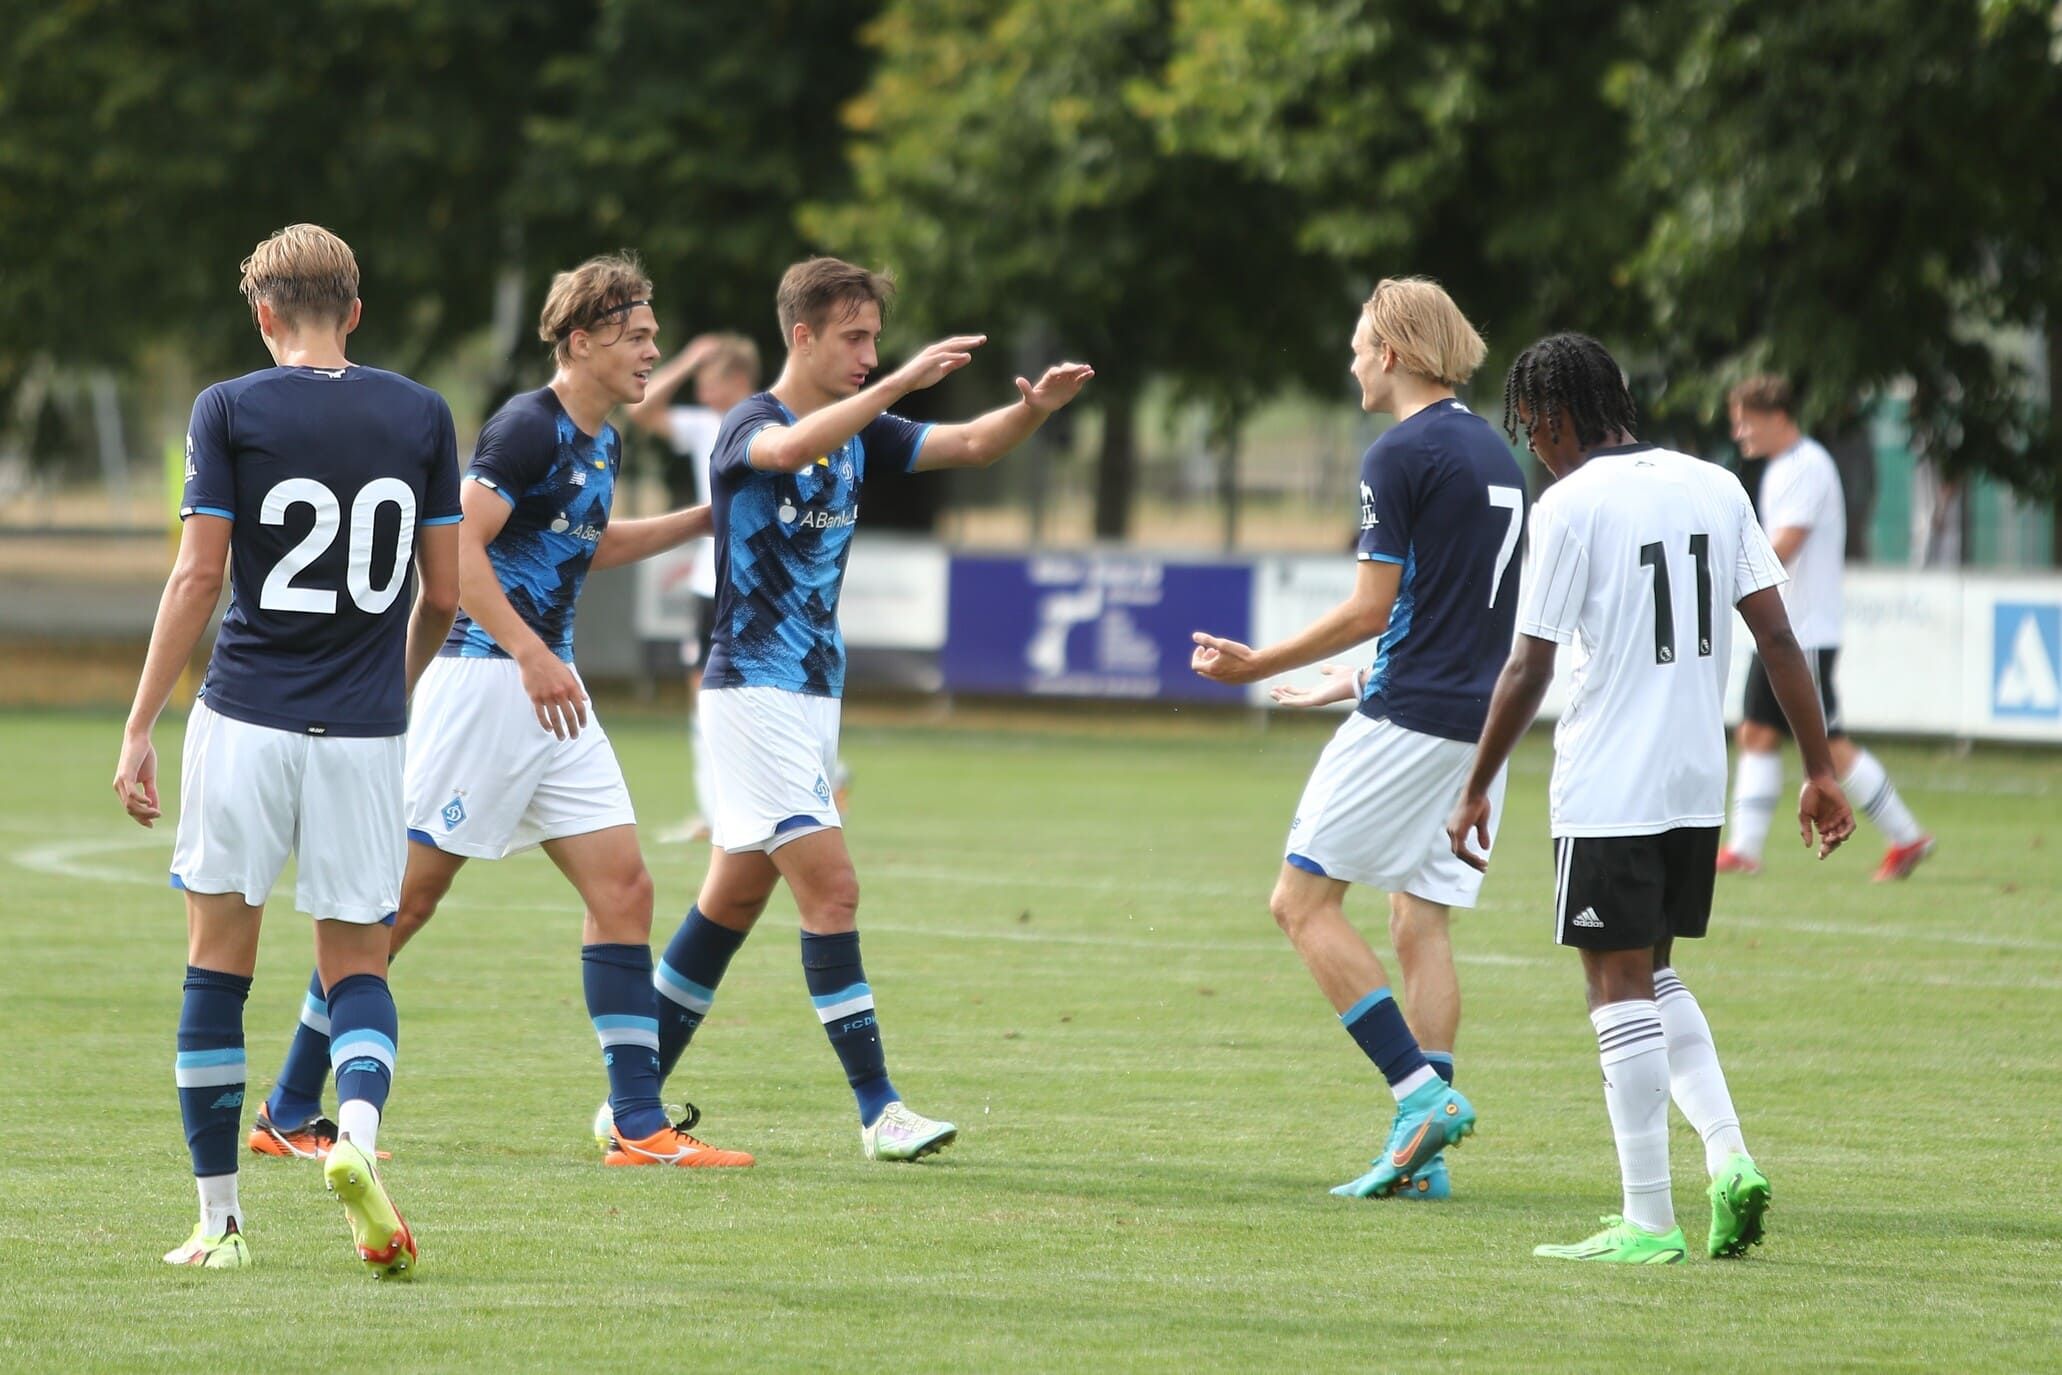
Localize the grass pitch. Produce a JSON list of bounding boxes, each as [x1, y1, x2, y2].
[[1, 707, 2057, 1371]]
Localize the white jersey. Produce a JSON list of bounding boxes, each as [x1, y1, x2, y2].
[[1758, 436, 1844, 648], [1518, 445, 1787, 837], [667, 406, 721, 598]]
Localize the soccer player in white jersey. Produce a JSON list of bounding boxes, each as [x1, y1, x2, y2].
[[1191, 278, 1519, 1200], [1716, 374, 1934, 881], [1447, 334, 1854, 1264], [628, 256, 1092, 1163], [245, 254, 746, 1172], [114, 225, 462, 1275]]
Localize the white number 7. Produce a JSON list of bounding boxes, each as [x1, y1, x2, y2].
[[1487, 485, 1523, 607]]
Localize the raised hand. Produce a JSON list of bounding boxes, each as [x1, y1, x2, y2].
[[1270, 663, 1361, 708], [1190, 631, 1266, 685], [1016, 362, 1095, 414], [891, 335, 988, 395], [1798, 774, 1855, 859]]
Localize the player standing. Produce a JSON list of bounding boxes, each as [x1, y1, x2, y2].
[[247, 253, 744, 1170], [629, 256, 1091, 1162], [1716, 375, 1933, 880], [114, 224, 462, 1275], [1447, 333, 1854, 1264], [1190, 278, 1515, 1199]]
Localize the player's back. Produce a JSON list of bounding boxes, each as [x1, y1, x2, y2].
[[1522, 445, 1784, 836], [184, 364, 461, 737]]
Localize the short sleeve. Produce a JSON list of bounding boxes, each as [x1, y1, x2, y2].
[[1759, 455, 1820, 532], [1355, 441, 1414, 564], [860, 410, 932, 477], [179, 385, 236, 522], [465, 405, 555, 507], [422, 396, 463, 526], [1515, 493, 1589, 644], [1732, 489, 1789, 604], [711, 395, 787, 481]]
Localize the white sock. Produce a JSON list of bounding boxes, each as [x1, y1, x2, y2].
[[1654, 968, 1748, 1175], [1842, 748, 1925, 846], [1390, 1063, 1439, 1102], [1591, 999, 1673, 1234], [691, 704, 716, 820], [197, 1172, 241, 1236], [1727, 751, 1782, 860], [337, 1099, 380, 1154]]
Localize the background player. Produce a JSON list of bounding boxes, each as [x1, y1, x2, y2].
[[1448, 333, 1854, 1264], [1716, 374, 1933, 881], [113, 224, 461, 1275], [1190, 278, 1511, 1199], [248, 254, 745, 1171], [629, 256, 1091, 1163]]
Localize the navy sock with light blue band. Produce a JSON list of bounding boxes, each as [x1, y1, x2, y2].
[[326, 973, 398, 1118], [801, 931, 898, 1127], [581, 943, 668, 1140], [1424, 1051, 1455, 1085], [264, 966, 331, 1127], [1340, 986, 1432, 1088], [175, 966, 251, 1179], [654, 907, 747, 1086]]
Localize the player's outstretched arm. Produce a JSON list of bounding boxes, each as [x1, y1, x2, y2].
[[1737, 586, 1855, 857], [404, 522, 461, 696], [455, 479, 590, 740], [750, 335, 989, 474], [114, 514, 231, 827], [590, 504, 713, 571], [1192, 559, 1399, 687], [1270, 664, 1364, 709], [1446, 634, 1558, 871], [911, 362, 1095, 471]]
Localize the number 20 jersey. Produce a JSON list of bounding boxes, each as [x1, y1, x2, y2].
[[1517, 445, 1787, 837], [181, 365, 463, 738]]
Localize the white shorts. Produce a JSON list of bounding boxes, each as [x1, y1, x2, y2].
[[404, 655, 636, 860], [170, 701, 404, 924], [1284, 712, 1506, 908], [700, 685, 842, 853]]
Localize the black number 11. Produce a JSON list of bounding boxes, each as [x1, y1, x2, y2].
[[1638, 534, 1713, 665]]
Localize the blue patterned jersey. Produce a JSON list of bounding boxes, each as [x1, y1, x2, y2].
[[701, 392, 931, 696], [181, 364, 462, 737], [444, 387, 618, 661]]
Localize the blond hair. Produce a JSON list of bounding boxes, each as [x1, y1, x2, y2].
[[240, 224, 359, 328], [1362, 277, 1487, 387], [1728, 374, 1795, 416], [539, 253, 654, 363], [776, 256, 895, 342], [702, 332, 762, 385]]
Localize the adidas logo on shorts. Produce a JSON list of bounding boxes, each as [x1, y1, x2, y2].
[[1570, 907, 1604, 929]]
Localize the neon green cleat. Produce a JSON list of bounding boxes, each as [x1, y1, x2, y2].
[[163, 1220, 251, 1269], [1534, 1215, 1687, 1264], [324, 1139, 417, 1280], [1707, 1154, 1771, 1258]]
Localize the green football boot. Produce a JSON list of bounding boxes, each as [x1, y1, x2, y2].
[[1534, 1215, 1688, 1264], [1707, 1153, 1771, 1258], [163, 1219, 252, 1269]]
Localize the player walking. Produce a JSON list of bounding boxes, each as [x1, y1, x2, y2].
[[1448, 334, 1854, 1263], [626, 256, 1091, 1163], [1191, 278, 1515, 1199], [114, 224, 462, 1275], [246, 253, 743, 1171], [1716, 375, 1933, 880]]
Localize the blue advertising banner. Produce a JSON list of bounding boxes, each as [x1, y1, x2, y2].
[[943, 553, 1253, 702]]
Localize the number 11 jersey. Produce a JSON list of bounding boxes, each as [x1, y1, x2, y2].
[[180, 365, 463, 738], [1517, 445, 1787, 837]]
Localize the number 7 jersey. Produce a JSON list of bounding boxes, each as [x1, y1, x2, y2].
[[180, 365, 463, 737], [1517, 445, 1787, 837]]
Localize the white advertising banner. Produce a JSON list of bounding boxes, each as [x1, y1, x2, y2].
[[636, 536, 950, 651]]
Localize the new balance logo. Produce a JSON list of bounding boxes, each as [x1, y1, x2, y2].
[[209, 1090, 245, 1110], [1570, 907, 1604, 929]]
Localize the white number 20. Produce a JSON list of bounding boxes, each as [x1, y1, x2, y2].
[[1486, 485, 1523, 607], [258, 477, 417, 615]]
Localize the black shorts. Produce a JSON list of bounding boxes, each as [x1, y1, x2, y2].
[[683, 593, 717, 672], [1742, 647, 1842, 735], [1552, 827, 1720, 951]]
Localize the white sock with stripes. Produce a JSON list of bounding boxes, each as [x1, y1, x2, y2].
[[1654, 967, 1748, 1175], [1841, 748, 1925, 846], [1727, 751, 1782, 860], [1591, 999, 1673, 1234]]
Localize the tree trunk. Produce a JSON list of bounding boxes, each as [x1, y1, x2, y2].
[[1093, 389, 1137, 542]]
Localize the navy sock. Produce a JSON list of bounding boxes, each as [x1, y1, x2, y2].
[[175, 966, 251, 1179], [801, 931, 897, 1126], [582, 943, 668, 1140], [264, 967, 331, 1127], [654, 907, 747, 1086], [1340, 987, 1433, 1090], [327, 973, 398, 1117], [1425, 1051, 1455, 1085]]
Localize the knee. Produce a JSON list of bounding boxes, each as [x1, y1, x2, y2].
[[1268, 882, 1314, 939], [802, 875, 860, 932], [602, 864, 656, 925], [392, 887, 442, 941]]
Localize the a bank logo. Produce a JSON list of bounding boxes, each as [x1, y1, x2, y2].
[[1993, 602, 2061, 720]]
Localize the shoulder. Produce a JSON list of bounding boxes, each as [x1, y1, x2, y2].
[[480, 388, 557, 440], [713, 392, 789, 451]]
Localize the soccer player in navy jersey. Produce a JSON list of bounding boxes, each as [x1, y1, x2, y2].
[[246, 253, 743, 1172], [114, 225, 462, 1274], [1191, 279, 1522, 1199], [632, 256, 1092, 1163]]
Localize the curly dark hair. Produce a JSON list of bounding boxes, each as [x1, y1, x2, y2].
[[1502, 332, 1638, 450]]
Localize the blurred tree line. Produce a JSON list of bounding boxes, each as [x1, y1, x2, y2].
[[2, 0, 2057, 535]]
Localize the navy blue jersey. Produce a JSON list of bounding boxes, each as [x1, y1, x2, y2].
[[181, 364, 462, 737], [701, 392, 931, 696], [444, 387, 619, 662], [1355, 399, 1528, 741]]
